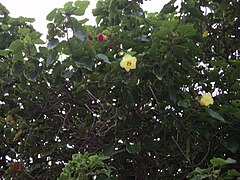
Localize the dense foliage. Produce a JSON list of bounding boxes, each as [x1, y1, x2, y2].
[[0, 0, 240, 179]]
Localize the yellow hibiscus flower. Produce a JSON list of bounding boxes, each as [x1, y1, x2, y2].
[[199, 93, 214, 106], [120, 54, 137, 72], [202, 31, 208, 38]]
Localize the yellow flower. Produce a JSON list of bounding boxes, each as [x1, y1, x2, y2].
[[199, 93, 214, 106], [120, 54, 137, 72], [202, 31, 208, 38]]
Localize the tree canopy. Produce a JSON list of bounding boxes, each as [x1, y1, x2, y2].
[[0, 0, 240, 179]]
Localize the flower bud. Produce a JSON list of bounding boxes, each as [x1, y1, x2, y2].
[[12, 162, 20, 172], [88, 32, 93, 40], [109, 43, 114, 49]]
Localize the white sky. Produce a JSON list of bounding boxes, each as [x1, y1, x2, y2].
[[1, 0, 171, 39]]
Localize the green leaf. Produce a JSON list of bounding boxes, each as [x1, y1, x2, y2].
[[33, 39, 45, 44], [18, 27, 30, 36], [102, 144, 115, 156], [117, 107, 127, 120], [194, 167, 206, 173], [74, 30, 85, 42], [229, 60, 240, 66], [58, 40, 71, 55], [230, 82, 240, 91], [210, 60, 228, 67], [232, 100, 240, 108], [9, 40, 24, 53], [30, 31, 42, 40], [61, 69, 73, 78], [206, 108, 226, 123], [74, 1, 90, 16], [47, 38, 59, 49], [47, 8, 58, 21], [47, 55, 56, 67], [182, 58, 194, 71], [52, 61, 62, 80], [73, 56, 94, 71], [225, 158, 237, 164], [153, 64, 168, 81], [0, 3, 10, 14], [168, 85, 177, 103], [30, 45, 37, 56], [23, 62, 41, 82], [84, 41, 97, 58], [8, 16, 35, 24], [210, 157, 236, 167], [177, 24, 196, 37], [177, 99, 191, 108], [210, 157, 226, 167], [97, 54, 110, 63], [160, 0, 178, 14], [227, 169, 240, 177], [63, 2, 74, 14], [126, 142, 141, 154], [11, 60, 24, 77], [0, 50, 10, 57]]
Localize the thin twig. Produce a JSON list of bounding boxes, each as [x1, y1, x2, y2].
[[187, 141, 211, 168], [149, 85, 159, 104], [171, 136, 193, 169]]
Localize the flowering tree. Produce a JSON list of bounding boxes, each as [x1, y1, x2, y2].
[[0, 0, 240, 179]]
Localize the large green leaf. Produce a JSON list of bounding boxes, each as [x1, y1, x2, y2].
[[46, 8, 58, 21], [61, 69, 73, 79], [153, 64, 168, 81], [177, 24, 196, 37], [117, 107, 127, 120], [11, 60, 25, 77], [177, 99, 191, 108], [18, 27, 30, 36], [73, 56, 94, 71], [227, 169, 240, 177], [63, 2, 75, 14], [84, 41, 97, 58], [0, 50, 10, 57], [97, 54, 110, 63], [0, 3, 10, 14], [210, 157, 236, 167], [47, 38, 59, 49], [102, 144, 115, 156], [168, 85, 177, 103], [8, 16, 35, 24], [230, 82, 240, 91], [220, 138, 239, 153], [206, 108, 226, 123], [231, 100, 240, 108], [9, 40, 24, 53], [74, 30, 85, 42], [126, 142, 141, 154], [74, 1, 90, 16], [160, 0, 178, 14], [23, 62, 41, 82]]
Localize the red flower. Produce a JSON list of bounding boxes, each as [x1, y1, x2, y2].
[[97, 33, 108, 41], [12, 162, 20, 172]]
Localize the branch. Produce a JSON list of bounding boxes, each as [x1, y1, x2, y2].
[[171, 136, 193, 169]]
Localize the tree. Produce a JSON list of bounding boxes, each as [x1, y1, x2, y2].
[[0, 0, 240, 179]]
